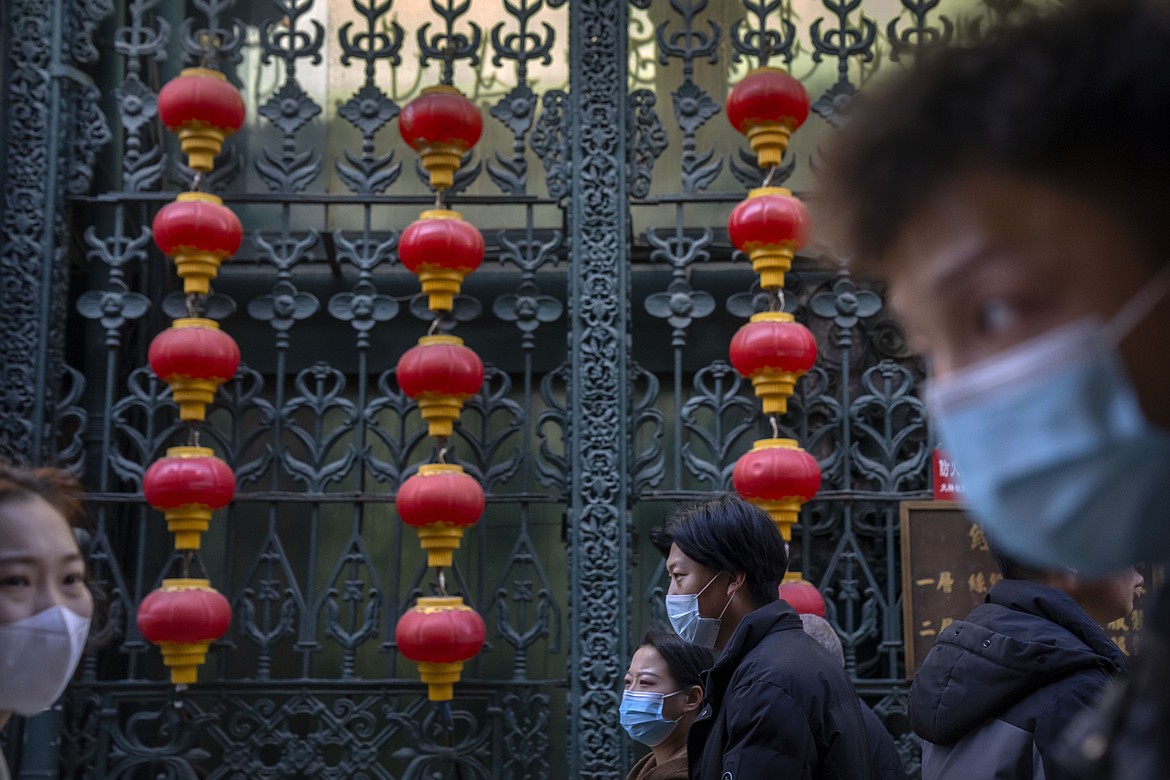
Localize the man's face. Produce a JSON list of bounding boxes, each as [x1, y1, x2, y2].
[[885, 170, 1170, 424]]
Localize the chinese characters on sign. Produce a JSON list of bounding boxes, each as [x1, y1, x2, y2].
[[900, 501, 1147, 676], [932, 448, 964, 500]]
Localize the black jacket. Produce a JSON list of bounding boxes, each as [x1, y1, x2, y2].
[[860, 705, 906, 780], [909, 579, 1127, 780], [687, 599, 873, 780]]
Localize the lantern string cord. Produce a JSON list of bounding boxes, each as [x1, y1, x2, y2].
[[434, 189, 443, 210], [769, 288, 784, 313], [437, 445, 447, 464], [770, 415, 780, 439], [189, 424, 200, 448], [438, 569, 447, 596], [762, 164, 777, 189], [428, 315, 443, 336], [191, 171, 203, 193]]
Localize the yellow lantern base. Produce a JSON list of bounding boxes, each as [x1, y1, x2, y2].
[[751, 370, 798, 416], [170, 377, 220, 422], [783, 570, 806, 584], [419, 143, 464, 191], [750, 245, 796, 290], [174, 249, 225, 296], [417, 660, 465, 702], [416, 266, 468, 312], [749, 496, 801, 541], [417, 394, 468, 439], [747, 121, 795, 169], [177, 122, 228, 173], [415, 523, 467, 569], [158, 639, 212, 685], [163, 504, 213, 550]]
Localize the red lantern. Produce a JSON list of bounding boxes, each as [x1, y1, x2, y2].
[[733, 437, 821, 540], [137, 578, 232, 684], [779, 577, 826, 617], [725, 66, 810, 168], [728, 187, 810, 290], [395, 596, 486, 701], [396, 335, 484, 438], [729, 312, 817, 415], [157, 67, 246, 172], [398, 210, 485, 312], [152, 192, 243, 295], [143, 446, 235, 550], [396, 464, 485, 568], [399, 85, 483, 191], [148, 318, 241, 423]]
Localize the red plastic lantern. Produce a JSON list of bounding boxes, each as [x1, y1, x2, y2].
[[779, 578, 826, 617], [396, 464, 485, 568], [148, 318, 241, 423], [157, 68, 246, 172], [396, 335, 484, 438], [728, 187, 810, 290], [725, 66, 810, 168], [137, 578, 232, 684], [399, 85, 483, 191], [733, 437, 821, 540], [729, 312, 817, 415], [396, 596, 486, 701], [152, 192, 243, 295], [398, 210, 485, 312], [143, 446, 235, 550]]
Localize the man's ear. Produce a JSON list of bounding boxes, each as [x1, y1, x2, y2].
[[726, 570, 747, 597], [682, 683, 703, 713]]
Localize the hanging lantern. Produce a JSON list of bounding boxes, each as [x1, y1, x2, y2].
[[396, 335, 484, 438], [733, 438, 821, 540], [395, 596, 486, 702], [152, 192, 243, 295], [779, 578, 826, 617], [157, 67, 246, 172], [729, 312, 817, 415], [396, 464, 485, 568], [148, 318, 241, 422], [143, 446, 235, 550], [137, 578, 232, 685], [725, 66, 810, 168], [398, 210, 485, 312], [728, 187, 810, 290], [399, 85, 483, 191]]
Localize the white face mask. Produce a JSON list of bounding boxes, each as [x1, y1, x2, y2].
[[926, 265, 1170, 574], [0, 606, 90, 716], [665, 572, 732, 649]]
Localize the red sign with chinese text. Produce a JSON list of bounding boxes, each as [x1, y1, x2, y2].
[[932, 448, 964, 501]]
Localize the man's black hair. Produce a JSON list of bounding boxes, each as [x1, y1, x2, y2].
[[986, 533, 1049, 582], [650, 494, 788, 608], [817, 1, 1170, 269], [637, 626, 715, 691]]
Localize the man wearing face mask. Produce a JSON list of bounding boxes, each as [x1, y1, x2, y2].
[[0, 465, 93, 780], [650, 494, 873, 780], [816, 2, 1170, 776]]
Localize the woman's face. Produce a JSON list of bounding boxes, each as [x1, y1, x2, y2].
[[624, 645, 687, 721], [0, 495, 93, 625]]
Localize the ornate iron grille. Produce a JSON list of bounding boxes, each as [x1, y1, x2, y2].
[[0, 0, 1054, 777]]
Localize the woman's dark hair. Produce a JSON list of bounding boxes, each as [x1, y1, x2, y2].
[[638, 627, 714, 691], [650, 494, 788, 608], [0, 463, 87, 529], [817, 1, 1170, 270]]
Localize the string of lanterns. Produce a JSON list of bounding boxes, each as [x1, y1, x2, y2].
[[393, 83, 488, 703], [724, 65, 825, 612], [135, 64, 244, 685]]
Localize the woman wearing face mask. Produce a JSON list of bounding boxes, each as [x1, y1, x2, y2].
[[621, 628, 714, 780], [0, 465, 93, 780]]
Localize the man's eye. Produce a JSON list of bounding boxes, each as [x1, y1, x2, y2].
[[977, 298, 1021, 336]]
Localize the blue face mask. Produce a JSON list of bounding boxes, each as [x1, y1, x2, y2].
[[665, 572, 732, 649], [620, 689, 684, 746], [925, 267, 1170, 575]]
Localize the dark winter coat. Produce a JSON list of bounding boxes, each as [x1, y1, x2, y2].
[[909, 579, 1128, 780], [1056, 582, 1170, 779], [860, 705, 906, 780], [686, 599, 874, 780]]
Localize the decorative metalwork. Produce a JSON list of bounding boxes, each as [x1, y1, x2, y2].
[[0, 0, 1040, 777]]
